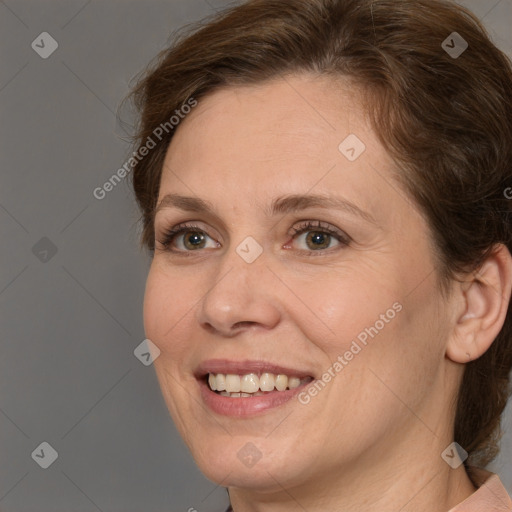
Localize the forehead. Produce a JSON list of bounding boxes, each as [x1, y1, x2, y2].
[[161, 74, 386, 186]]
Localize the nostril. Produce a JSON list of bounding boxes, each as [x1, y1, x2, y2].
[[233, 321, 256, 329]]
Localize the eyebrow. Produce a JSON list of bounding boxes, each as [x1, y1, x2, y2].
[[154, 193, 377, 225]]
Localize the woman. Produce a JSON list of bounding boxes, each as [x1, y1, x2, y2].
[[126, 0, 512, 510]]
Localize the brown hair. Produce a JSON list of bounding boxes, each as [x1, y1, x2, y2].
[[126, 0, 512, 468]]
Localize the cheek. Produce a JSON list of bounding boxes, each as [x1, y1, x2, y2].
[[142, 268, 164, 344], [142, 264, 193, 353], [289, 263, 444, 400], [283, 264, 402, 353]]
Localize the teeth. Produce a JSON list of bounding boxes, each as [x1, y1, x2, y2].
[[208, 373, 217, 391], [288, 377, 301, 389], [275, 374, 288, 391], [207, 372, 311, 394], [240, 373, 259, 393], [220, 390, 268, 397], [259, 372, 275, 391], [225, 374, 241, 393], [216, 374, 226, 391]]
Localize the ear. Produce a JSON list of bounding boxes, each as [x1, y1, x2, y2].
[[446, 244, 512, 363]]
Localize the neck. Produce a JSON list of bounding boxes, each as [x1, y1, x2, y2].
[[227, 434, 477, 512]]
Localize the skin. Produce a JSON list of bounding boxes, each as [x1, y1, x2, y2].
[[143, 73, 512, 512]]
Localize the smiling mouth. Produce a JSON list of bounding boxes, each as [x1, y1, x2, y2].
[[204, 372, 314, 397]]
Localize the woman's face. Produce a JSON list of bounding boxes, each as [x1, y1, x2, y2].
[[143, 74, 458, 492]]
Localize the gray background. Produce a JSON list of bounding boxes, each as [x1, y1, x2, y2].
[[0, 0, 511, 511]]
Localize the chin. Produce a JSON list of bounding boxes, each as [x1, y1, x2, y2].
[[190, 438, 309, 491], [200, 460, 296, 492]]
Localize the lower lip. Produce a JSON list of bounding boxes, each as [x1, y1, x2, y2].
[[198, 378, 313, 417]]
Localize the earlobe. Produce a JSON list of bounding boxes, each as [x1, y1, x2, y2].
[[446, 244, 512, 364]]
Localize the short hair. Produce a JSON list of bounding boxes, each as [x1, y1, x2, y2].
[[126, 0, 512, 468]]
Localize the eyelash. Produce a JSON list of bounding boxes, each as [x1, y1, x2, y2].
[[156, 221, 351, 257]]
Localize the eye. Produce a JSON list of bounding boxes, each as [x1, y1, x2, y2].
[[155, 220, 350, 255], [286, 221, 350, 254], [156, 223, 219, 252]]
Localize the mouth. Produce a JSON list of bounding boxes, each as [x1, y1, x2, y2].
[[202, 372, 314, 397], [194, 360, 316, 416]]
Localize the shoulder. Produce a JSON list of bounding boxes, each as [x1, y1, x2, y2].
[[449, 466, 512, 511]]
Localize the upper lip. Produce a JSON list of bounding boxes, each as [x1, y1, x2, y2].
[[195, 359, 315, 379]]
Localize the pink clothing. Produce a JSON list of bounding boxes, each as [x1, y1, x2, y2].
[[449, 467, 512, 511], [223, 467, 512, 511]]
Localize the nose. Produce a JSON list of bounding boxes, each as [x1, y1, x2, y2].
[[195, 246, 282, 337]]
